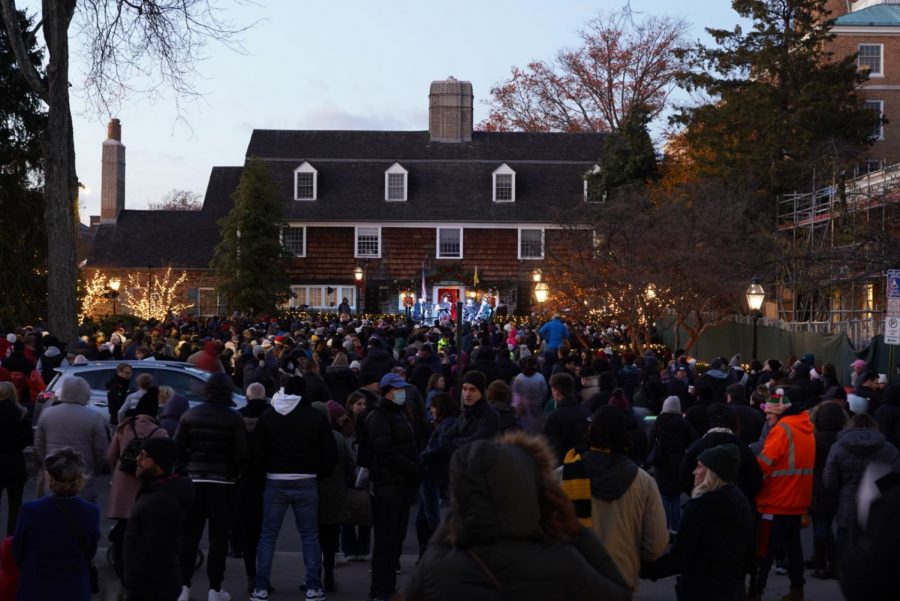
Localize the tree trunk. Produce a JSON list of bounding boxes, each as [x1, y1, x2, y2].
[[42, 0, 78, 349]]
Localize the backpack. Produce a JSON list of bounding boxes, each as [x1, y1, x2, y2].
[[119, 421, 160, 474]]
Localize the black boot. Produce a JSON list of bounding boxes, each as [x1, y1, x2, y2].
[[323, 552, 336, 592], [415, 520, 434, 560]]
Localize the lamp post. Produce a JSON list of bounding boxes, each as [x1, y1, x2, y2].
[[746, 278, 766, 361], [532, 268, 542, 283], [354, 266, 364, 314], [108, 277, 121, 315], [535, 281, 549, 318]]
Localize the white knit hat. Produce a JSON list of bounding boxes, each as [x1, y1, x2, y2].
[[661, 396, 681, 415]]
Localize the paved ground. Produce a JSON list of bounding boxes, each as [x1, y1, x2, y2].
[[6, 470, 848, 601]]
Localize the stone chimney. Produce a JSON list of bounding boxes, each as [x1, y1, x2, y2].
[[429, 77, 473, 143], [100, 118, 126, 224]]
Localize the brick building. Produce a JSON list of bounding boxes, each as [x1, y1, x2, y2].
[[86, 78, 607, 317]]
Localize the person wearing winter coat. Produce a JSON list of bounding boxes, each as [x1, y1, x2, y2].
[[697, 357, 730, 404], [324, 351, 358, 406], [809, 400, 847, 579], [641, 444, 756, 601], [447, 371, 500, 453], [35, 336, 68, 387], [823, 413, 900, 552], [158, 386, 190, 438], [359, 338, 397, 384], [727, 383, 765, 446], [874, 384, 900, 450], [647, 396, 697, 532], [405, 432, 632, 601], [33, 376, 109, 502], [416, 393, 459, 558], [486, 379, 521, 434], [561, 406, 669, 591], [0, 382, 32, 536], [681, 403, 762, 507], [511, 356, 548, 434], [13, 448, 100, 601], [543, 373, 591, 463], [106, 363, 133, 427], [123, 437, 195, 601], [105, 388, 168, 580]]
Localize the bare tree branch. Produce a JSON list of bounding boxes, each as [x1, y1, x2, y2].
[[0, 0, 48, 101]]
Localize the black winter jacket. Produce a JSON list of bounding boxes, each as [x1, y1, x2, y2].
[[366, 399, 422, 487], [875, 385, 900, 450], [324, 366, 358, 407], [733, 404, 765, 446], [359, 347, 396, 382], [543, 396, 591, 463], [175, 401, 247, 482], [810, 401, 846, 515], [106, 374, 131, 427], [643, 484, 755, 601], [648, 413, 697, 496], [449, 398, 500, 452], [0, 400, 32, 487], [256, 394, 337, 478], [123, 474, 194, 596]]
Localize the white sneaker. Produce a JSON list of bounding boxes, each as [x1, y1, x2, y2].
[[178, 586, 191, 601], [306, 588, 326, 600], [249, 590, 269, 601], [208, 589, 231, 601]]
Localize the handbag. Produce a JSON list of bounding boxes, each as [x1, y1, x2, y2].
[[53, 496, 100, 595], [344, 488, 373, 526]]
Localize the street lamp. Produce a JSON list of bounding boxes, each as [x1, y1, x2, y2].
[[108, 277, 121, 315], [354, 266, 364, 314], [746, 278, 765, 361], [535, 281, 549, 317], [532, 268, 542, 283]]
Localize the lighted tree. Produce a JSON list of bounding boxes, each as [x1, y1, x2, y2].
[[121, 267, 192, 321], [79, 270, 110, 321]]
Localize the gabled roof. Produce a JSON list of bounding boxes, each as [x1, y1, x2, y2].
[[834, 4, 900, 26], [87, 167, 242, 269], [244, 130, 608, 223]]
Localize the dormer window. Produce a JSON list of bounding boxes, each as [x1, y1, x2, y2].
[[493, 163, 515, 202], [294, 161, 317, 200], [385, 163, 408, 201], [584, 164, 605, 202]]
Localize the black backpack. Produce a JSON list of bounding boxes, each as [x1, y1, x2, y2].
[[119, 421, 160, 474]]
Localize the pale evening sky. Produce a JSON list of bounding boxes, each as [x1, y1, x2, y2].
[[20, 0, 743, 223]]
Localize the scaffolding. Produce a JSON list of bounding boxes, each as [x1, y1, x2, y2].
[[775, 161, 900, 326]]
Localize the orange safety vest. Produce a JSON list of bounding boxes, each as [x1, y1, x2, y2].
[[755, 410, 815, 515]]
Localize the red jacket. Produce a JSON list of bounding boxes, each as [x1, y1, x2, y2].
[[756, 408, 815, 515]]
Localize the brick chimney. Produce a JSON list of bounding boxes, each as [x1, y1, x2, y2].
[[429, 77, 473, 143], [100, 118, 126, 224]]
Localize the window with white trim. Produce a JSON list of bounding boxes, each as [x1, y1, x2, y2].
[[584, 164, 605, 202], [864, 100, 884, 140], [280, 225, 306, 257], [493, 163, 516, 202], [283, 285, 357, 310], [197, 287, 218, 317], [858, 44, 883, 77], [294, 162, 317, 200], [518, 228, 544, 259], [355, 226, 381, 258], [436, 227, 463, 259], [385, 163, 408, 201]]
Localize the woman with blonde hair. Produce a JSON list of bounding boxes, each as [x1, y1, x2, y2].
[[0, 382, 32, 535], [642, 444, 755, 600], [13, 448, 100, 601]]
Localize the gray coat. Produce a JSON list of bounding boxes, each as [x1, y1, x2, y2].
[[823, 428, 900, 529], [34, 396, 110, 501]]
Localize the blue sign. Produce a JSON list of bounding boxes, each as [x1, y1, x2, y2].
[[890, 270, 900, 299]]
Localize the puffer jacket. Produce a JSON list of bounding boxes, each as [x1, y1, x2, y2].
[[823, 428, 900, 529], [449, 397, 500, 451], [365, 399, 422, 487], [405, 436, 631, 601], [648, 412, 697, 496], [174, 397, 247, 482], [810, 401, 846, 516], [755, 405, 815, 515], [874, 385, 900, 451], [0, 400, 32, 487]]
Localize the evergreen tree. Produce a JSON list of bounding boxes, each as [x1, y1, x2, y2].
[[0, 9, 47, 327], [590, 104, 658, 200], [211, 158, 291, 313], [673, 0, 874, 204]]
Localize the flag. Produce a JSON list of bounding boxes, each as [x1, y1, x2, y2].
[[474, 265, 479, 287], [421, 262, 427, 302]]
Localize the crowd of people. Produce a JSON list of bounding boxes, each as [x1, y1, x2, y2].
[[0, 311, 899, 601]]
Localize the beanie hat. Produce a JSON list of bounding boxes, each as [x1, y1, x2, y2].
[[379, 373, 407, 395], [284, 375, 305, 397], [851, 359, 866, 369], [462, 370, 487, 398], [661, 396, 681, 415], [204, 372, 235, 406], [589, 405, 628, 452], [326, 400, 345, 425], [141, 437, 177, 474], [349, 360, 361, 371], [358, 372, 379, 387], [5, 333, 16, 344], [801, 353, 815, 365], [848, 393, 869, 415], [44, 447, 86, 483], [698, 443, 741, 483], [245, 382, 267, 401], [60, 377, 91, 405]]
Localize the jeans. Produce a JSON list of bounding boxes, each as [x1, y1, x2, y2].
[[255, 478, 321, 592], [370, 483, 416, 598], [341, 524, 371, 557], [1, 483, 24, 536], [661, 493, 682, 532], [415, 478, 441, 529], [180, 482, 235, 591], [752, 514, 805, 595]]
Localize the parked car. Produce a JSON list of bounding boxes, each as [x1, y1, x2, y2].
[[38, 360, 247, 420]]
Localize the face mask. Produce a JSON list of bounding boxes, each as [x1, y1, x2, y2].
[[391, 390, 406, 406]]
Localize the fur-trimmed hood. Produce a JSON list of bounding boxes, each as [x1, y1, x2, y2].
[[444, 431, 557, 548]]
